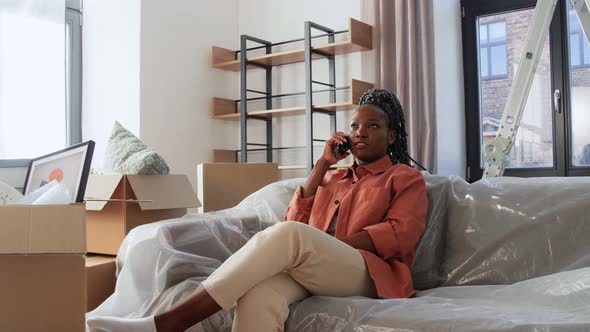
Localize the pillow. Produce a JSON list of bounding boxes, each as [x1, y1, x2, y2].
[[104, 121, 170, 175]]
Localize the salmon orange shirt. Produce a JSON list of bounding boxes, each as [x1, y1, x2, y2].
[[285, 155, 428, 299]]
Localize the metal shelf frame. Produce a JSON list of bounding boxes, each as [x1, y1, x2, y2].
[[237, 21, 339, 171], [239, 35, 273, 163], [304, 20, 337, 173]]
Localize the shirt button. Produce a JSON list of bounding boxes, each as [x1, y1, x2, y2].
[[334, 200, 340, 205]]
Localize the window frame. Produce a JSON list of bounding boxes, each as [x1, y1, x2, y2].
[[0, 0, 82, 168], [479, 20, 510, 80], [461, 0, 572, 182]]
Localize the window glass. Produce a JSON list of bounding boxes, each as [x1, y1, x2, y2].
[[479, 24, 488, 43], [491, 45, 508, 75], [0, 12, 66, 159], [489, 22, 506, 42], [480, 48, 489, 77], [570, 35, 581, 66], [478, 10, 553, 168], [567, 8, 590, 166]]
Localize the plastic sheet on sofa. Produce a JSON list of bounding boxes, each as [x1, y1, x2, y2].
[[87, 176, 590, 331]]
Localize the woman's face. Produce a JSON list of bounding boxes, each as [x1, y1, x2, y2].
[[349, 105, 395, 166]]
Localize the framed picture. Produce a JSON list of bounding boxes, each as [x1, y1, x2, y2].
[[23, 140, 95, 202]]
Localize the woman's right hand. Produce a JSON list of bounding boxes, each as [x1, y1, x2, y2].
[[319, 131, 351, 166]]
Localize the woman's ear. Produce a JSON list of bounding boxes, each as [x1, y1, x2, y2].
[[388, 130, 396, 145]]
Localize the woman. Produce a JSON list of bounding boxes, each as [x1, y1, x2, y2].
[[87, 88, 428, 332]]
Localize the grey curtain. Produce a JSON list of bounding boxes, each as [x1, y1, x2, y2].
[[361, 0, 437, 173]]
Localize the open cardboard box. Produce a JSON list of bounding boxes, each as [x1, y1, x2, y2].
[[0, 204, 86, 332], [197, 162, 279, 212], [86, 254, 117, 312], [85, 174, 200, 255]]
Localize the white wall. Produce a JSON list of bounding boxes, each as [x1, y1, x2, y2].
[[82, 0, 141, 168], [139, 0, 239, 186], [80, 0, 239, 192], [433, 0, 466, 177]]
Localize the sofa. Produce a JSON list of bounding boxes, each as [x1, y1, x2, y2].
[[87, 174, 590, 331]]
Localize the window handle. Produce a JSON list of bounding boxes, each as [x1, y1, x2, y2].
[[554, 89, 561, 114]]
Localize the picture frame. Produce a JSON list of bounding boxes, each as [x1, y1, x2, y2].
[[23, 140, 95, 202]]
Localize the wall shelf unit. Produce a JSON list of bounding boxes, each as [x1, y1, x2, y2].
[[210, 17, 373, 173], [211, 18, 372, 71]]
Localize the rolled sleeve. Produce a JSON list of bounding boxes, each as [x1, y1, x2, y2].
[[284, 186, 315, 223], [363, 169, 428, 260], [364, 221, 400, 259]]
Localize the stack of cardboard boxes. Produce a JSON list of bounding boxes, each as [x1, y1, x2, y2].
[[0, 204, 87, 331], [0, 174, 199, 331]]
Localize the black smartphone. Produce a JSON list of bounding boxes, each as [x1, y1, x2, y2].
[[333, 137, 350, 158]]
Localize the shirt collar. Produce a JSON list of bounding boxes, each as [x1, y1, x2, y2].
[[340, 155, 393, 179]]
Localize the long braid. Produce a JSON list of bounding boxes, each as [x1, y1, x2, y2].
[[358, 88, 411, 166]]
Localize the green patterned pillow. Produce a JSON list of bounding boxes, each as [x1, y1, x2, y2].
[[104, 121, 170, 175]]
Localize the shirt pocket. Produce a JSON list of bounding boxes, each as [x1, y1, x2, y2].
[[308, 186, 334, 229], [352, 187, 392, 227]]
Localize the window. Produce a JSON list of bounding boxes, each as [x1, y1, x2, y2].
[[462, 0, 590, 181], [568, 9, 590, 68], [0, 0, 81, 168], [479, 21, 509, 79], [567, 4, 590, 168]]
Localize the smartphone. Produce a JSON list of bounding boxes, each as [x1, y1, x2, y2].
[[333, 137, 350, 158]]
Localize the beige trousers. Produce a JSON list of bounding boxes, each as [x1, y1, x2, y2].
[[201, 221, 377, 332]]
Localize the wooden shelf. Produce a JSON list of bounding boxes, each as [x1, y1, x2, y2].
[[277, 165, 306, 170], [211, 150, 352, 170], [277, 164, 352, 170], [211, 79, 373, 120], [211, 18, 372, 72]]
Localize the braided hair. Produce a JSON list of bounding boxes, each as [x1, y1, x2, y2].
[[358, 88, 411, 166]]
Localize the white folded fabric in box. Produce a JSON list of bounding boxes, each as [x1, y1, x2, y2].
[[5, 180, 72, 205]]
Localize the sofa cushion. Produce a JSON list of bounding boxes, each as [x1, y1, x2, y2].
[[411, 173, 450, 290], [442, 176, 590, 286], [104, 121, 170, 175]]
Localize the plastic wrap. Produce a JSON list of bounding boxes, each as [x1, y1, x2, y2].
[[442, 176, 590, 286], [286, 267, 590, 331], [88, 175, 590, 331]]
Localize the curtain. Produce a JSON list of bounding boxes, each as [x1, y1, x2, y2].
[[0, 0, 65, 159], [361, 0, 437, 173]]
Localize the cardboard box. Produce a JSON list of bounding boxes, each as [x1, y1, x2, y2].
[[85, 174, 200, 255], [86, 254, 117, 312], [197, 163, 279, 213], [0, 204, 86, 332]]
